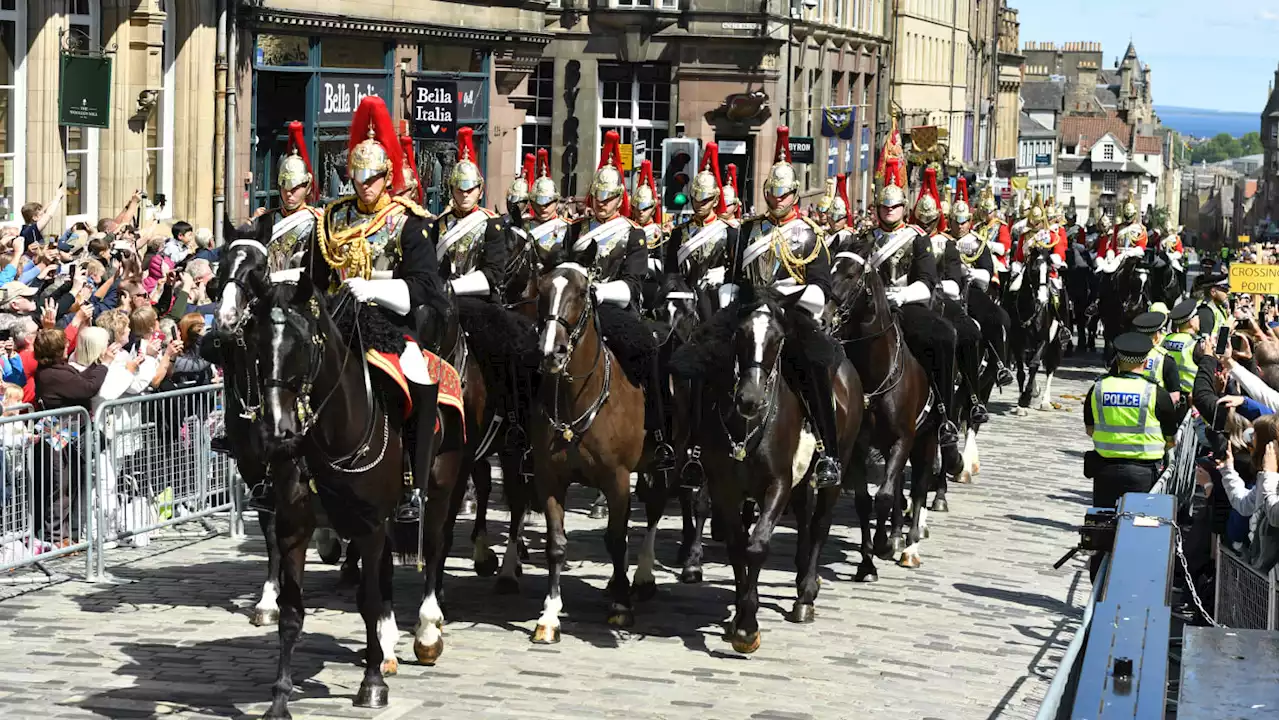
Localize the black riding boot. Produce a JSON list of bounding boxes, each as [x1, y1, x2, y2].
[[397, 382, 441, 523], [647, 356, 675, 472], [803, 367, 842, 489], [680, 379, 706, 489]]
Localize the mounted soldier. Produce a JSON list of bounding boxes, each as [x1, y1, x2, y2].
[[530, 130, 674, 471], [632, 158, 668, 311], [972, 186, 1011, 297], [664, 141, 737, 320], [265, 121, 323, 273], [950, 178, 1014, 388], [1010, 193, 1071, 342], [861, 154, 962, 457], [823, 174, 855, 253], [719, 163, 742, 226], [306, 95, 449, 518], [1096, 192, 1148, 273], [505, 153, 535, 226], [673, 126, 842, 488]]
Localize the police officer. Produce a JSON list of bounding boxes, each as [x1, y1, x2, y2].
[[1161, 299, 1200, 396], [1132, 311, 1181, 401], [1083, 331, 1178, 580], [1197, 272, 1231, 340]]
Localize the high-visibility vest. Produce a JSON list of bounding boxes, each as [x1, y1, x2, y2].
[[1201, 302, 1229, 340], [1161, 331, 1196, 394], [1091, 375, 1166, 461], [1137, 345, 1168, 388]]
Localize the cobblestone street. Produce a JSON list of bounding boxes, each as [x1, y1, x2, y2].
[[0, 360, 1105, 720]]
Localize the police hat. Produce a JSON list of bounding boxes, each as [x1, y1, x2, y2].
[[1149, 301, 1169, 316], [1114, 332, 1154, 363], [1169, 298, 1198, 324], [1132, 312, 1166, 334]]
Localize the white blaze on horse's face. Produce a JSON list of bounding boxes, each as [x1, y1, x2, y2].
[[750, 311, 770, 366], [218, 283, 241, 328], [542, 274, 570, 360]]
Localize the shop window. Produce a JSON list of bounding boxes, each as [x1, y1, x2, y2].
[[519, 61, 553, 161], [257, 34, 309, 68], [63, 0, 98, 223], [612, 0, 679, 8], [420, 45, 483, 74], [321, 37, 386, 70], [598, 64, 670, 177], [0, 1, 21, 222]]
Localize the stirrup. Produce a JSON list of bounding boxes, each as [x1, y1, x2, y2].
[[246, 482, 273, 513], [811, 455, 842, 490], [970, 403, 989, 426], [395, 490, 422, 524], [651, 430, 675, 471], [996, 365, 1014, 386], [938, 418, 960, 448], [679, 446, 705, 489]]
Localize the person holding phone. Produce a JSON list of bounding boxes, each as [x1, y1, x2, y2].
[[1083, 331, 1179, 581], [1162, 298, 1202, 396]]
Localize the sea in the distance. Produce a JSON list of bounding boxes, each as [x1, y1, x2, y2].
[[1155, 105, 1259, 139]]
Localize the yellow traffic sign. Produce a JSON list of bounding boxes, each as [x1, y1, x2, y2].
[[1228, 263, 1279, 295], [1238, 235, 1251, 245], [619, 143, 633, 171]]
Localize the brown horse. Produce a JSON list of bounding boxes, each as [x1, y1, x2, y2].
[[529, 263, 646, 641], [830, 251, 938, 574], [691, 297, 863, 653]]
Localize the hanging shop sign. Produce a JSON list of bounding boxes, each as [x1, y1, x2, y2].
[[59, 54, 112, 128], [788, 136, 815, 164], [410, 79, 458, 139], [318, 73, 392, 124]]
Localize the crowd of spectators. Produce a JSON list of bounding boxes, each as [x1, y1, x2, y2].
[[0, 192, 219, 548]]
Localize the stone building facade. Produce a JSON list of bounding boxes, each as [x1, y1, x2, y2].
[[5, 0, 217, 230]]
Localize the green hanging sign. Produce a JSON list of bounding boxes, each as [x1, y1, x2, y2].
[[59, 53, 112, 128]]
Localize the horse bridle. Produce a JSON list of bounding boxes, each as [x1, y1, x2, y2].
[[830, 254, 906, 399], [721, 313, 784, 462], [540, 278, 612, 443], [217, 240, 273, 420]]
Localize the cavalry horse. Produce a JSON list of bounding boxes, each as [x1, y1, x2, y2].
[[211, 218, 352, 628], [1008, 246, 1066, 413], [687, 294, 862, 652], [250, 276, 422, 717], [830, 252, 938, 574], [1097, 253, 1151, 363], [530, 263, 650, 641]]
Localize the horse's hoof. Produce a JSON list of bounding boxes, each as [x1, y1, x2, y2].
[[1036, 402, 1052, 412], [413, 635, 444, 666], [680, 567, 703, 584], [531, 623, 561, 644], [676, 544, 691, 566], [607, 608, 635, 628], [633, 580, 657, 602], [353, 681, 389, 708], [261, 707, 292, 720], [931, 497, 950, 513], [589, 504, 608, 520], [955, 469, 973, 484], [1012, 407, 1028, 417], [897, 551, 922, 569], [890, 535, 906, 556], [730, 629, 761, 654], [855, 569, 879, 583], [874, 541, 894, 561], [251, 608, 278, 627], [317, 538, 343, 565], [495, 575, 521, 595], [474, 551, 499, 578], [789, 603, 815, 624], [970, 460, 981, 475], [380, 657, 399, 676]]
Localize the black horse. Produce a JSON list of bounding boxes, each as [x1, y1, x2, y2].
[[1098, 254, 1151, 363], [1009, 246, 1065, 414], [251, 277, 412, 718]]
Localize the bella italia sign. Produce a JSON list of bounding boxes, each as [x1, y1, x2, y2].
[[59, 54, 112, 128], [317, 73, 392, 124]]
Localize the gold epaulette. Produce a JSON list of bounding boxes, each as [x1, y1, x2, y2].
[[392, 195, 433, 219]]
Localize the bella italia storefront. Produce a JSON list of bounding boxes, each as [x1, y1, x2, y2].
[[249, 32, 491, 215]]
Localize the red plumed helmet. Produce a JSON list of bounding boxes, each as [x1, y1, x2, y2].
[[835, 173, 851, 222], [724, 163, 740, 217], [633, 158, 661, 223], [957, 175, 969, 205], [591, 130, 629, 217], [522, 153, 536, 186], [912, 167, 943, 229], [279, 120, 316, 202], [536, 148, 552, 181], [694, 141, 727, 215], [399, 134, 423, 205], [348, 96, 404, 192]]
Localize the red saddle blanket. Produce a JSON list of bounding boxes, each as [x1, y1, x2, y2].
[[364, 348, 465, 440]]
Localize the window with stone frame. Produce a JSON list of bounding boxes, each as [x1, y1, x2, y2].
[[1103, 143, 1114, 161], [598, 63, 670, 185], [143, 0, 174, 218], [0, 0, 21, 221], [63, 0, 100, 223], [1103, 172, 1117, 193], [518, 60, 553, 163], [1062, 175, 1073, 193]]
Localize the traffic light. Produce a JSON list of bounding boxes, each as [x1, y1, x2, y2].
[[661, 138, 699, 216]]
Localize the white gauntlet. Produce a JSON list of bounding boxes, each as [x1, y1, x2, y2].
[[592, 280, 631, 308], [449, 270, 490, 297], [344, 277, 411, 316]]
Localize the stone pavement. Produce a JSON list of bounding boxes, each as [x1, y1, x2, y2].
[[0, 358, 1107, 720]]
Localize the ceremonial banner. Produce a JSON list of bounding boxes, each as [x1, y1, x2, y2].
[[1228, 263, 1279, 295], [821, 106, 856, 140], [910, 125, 938, 153]]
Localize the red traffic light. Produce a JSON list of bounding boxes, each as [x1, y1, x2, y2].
[[674, 172, 690, 185]]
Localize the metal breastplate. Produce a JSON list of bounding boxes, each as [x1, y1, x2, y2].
[[678, 218, 729, 283], [1117, 224, 1143, 250], [438, 210, 490, 276], [928, 232, 949, 258], [874, 226, 916, 287], [327, 200, 410, 277], [576, 217, 632, 281], [956, 232, 983, 265], [269, 208, 316, 273], [743, 217, 818, 288]]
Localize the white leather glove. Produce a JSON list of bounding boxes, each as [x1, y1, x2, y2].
[[703, 266, 726, 287], [1051, 254, 1065, 269], [449, 270, 490, 297], [888, 280, 930, 306], [797, 284, 826, 319], [647, 257, 663, 274], [990, 242, 1006, 257], [941, 279, 961, 300], [592, 280, 631, 308], [1037, 285, 1049, 304], [270, 268, 303, 284], [968, 268, 991, 290], [718, 283, 739, 308], [344, 277, 411, 316]]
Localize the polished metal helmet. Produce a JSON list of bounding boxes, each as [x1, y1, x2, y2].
[[590, 131, 626, 205], [449, 126, 484, 192], [530, 148, 558, 206], [763, 126, 799, 198]]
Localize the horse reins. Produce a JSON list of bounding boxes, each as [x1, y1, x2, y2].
[[542, 287, 612, 443]]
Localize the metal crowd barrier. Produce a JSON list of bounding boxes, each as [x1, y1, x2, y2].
[[1152, 411, 1197, 502], [89, 385, 243, 581], [0, 386, 243, 582], [0, 406, 94, 578], [1214, 537, 1280, 630]]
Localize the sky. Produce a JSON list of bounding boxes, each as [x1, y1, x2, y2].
[[1016, 0, 1279, 113]]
